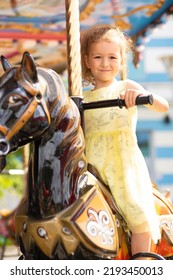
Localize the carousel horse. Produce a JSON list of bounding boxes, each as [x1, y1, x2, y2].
[[0, 52, 173, 260]]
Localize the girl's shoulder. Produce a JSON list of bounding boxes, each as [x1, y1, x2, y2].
[[124, 79, 144, 91], [120, 79, 135, 88]]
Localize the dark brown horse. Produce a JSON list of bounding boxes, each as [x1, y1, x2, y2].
[[0, 52, 173, 260]]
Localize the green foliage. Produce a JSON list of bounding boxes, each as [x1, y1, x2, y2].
[[0, 147, 24, 198]]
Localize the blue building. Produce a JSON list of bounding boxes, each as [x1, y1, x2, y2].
[[128, 17, 173, 200]]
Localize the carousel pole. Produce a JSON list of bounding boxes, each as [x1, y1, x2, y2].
[[65, 0, 83, 97]]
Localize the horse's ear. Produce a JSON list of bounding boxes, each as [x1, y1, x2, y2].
[[21, 52, 38, 83], [1, 55, 13, 71]]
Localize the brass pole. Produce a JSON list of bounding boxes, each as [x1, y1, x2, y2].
[[65, 0, 82, 97]]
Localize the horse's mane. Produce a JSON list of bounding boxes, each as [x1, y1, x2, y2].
[[37, 67, 66, 103]]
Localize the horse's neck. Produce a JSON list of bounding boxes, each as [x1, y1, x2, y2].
[[27, 87, 87, 219]]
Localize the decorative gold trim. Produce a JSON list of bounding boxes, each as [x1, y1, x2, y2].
[[80, 0, 103, 21], [113, 0, 165, 30], [113, 0, 165, 19]]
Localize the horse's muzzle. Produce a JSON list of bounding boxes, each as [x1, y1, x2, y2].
[[0, 139, 10, 155]]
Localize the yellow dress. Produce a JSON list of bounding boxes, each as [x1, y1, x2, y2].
[[83, 80, 161, 244]]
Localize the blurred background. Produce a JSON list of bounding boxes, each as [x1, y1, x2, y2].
[[0, 0, 173, 259]]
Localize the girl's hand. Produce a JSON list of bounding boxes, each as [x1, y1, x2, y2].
[[120, 79, 169, 112], [120, 89, 142, 108]]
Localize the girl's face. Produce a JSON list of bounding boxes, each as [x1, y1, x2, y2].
[[85, 40, 122, 89]]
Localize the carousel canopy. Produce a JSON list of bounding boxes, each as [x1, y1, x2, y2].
[[0, 0, 172, 73]]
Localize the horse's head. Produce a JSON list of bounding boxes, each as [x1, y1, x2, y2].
[[0, 52, 52, 168]]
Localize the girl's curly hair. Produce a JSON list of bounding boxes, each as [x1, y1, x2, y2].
[[80, 24, 133, 86]]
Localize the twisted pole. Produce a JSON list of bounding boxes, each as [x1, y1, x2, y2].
[[65, 0, 83, 97]]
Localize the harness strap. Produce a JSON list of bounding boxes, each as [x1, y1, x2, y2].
[[39, 98, 51, 125], [6, 99, 38, 141], [0, 125, 8, 136], [0, 98, 51, 144]]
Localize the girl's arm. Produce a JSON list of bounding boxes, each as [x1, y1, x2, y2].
[[120, 79, 169, 112]]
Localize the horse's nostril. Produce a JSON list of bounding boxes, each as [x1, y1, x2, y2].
[[0, 140, 10, 155]]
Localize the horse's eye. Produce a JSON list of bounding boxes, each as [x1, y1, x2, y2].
[[8, 95, 22, 105]]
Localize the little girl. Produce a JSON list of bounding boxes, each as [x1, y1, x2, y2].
[[80, 24, 169, 258]]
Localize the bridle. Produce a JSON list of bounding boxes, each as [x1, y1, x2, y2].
[[0, 74, 51, 156]]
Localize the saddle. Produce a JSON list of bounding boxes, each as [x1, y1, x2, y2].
[[15, 169, 130, 259]]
